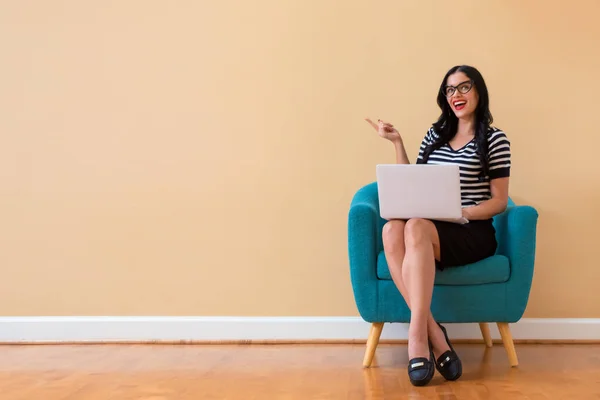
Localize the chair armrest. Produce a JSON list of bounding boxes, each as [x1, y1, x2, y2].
[[494, 205, 539, 322], [347, 183, 381, 321]]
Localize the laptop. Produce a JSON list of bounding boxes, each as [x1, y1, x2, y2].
[[375, 164, 468, 224]]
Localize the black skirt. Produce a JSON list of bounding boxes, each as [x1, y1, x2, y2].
[[431, 219, 497, 270]]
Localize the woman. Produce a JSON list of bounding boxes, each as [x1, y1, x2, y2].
[[365, 65, 511, 386]]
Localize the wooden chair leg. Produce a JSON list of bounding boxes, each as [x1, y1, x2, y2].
[[497, 322, 518, 367], [479, 322, 493, 347], [363, 322, 384, 367]]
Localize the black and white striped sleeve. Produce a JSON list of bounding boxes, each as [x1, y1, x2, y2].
[[488, 129, 511, 179], [416, 127, 437, 164]]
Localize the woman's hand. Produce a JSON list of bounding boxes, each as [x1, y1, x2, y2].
[[462, 207, 473, 220], [365, 118, 402, 143], [461, 178, 510, 220]]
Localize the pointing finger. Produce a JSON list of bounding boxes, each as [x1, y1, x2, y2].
[[365, 118, 378, 130]]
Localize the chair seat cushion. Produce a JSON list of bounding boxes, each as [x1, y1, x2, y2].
[[376, 251, 510, 285]]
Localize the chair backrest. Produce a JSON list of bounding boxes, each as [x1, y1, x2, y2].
[[492, 197, 515, 255]]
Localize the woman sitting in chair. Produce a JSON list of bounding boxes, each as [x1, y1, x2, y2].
[[365, 65, 511, 386]]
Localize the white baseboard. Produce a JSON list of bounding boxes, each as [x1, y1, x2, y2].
[[0, 317, 598, 343]]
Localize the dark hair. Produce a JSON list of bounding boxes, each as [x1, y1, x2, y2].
[[422, 65, 493, 177]]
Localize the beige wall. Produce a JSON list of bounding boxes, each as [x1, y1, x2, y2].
[[1, 1, 599, 317]]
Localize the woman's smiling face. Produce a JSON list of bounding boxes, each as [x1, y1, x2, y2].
[[444, 71, 479, 119]]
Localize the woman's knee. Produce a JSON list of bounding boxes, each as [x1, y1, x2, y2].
[[404, 218, 433, 248], [382, 220, 406, 252]]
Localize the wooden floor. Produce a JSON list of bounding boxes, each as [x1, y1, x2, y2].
[[1, 343, 599, 399]]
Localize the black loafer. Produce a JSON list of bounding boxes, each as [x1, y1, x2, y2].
[[435, 323, 462, 381], [408, 343, 435, 386]]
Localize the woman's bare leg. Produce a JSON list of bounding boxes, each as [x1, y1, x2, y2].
[[382, 219, 450, 360], [382, 220, 410, 300], [402, 218, 450, 360]]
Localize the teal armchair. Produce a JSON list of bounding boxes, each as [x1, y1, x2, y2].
[[347, 182, 538, 368]]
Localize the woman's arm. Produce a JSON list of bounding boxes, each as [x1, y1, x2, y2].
[[464, 129, 512, 220], [365, 118, 410, 164], [393, 139, 410, 164], [462, 177, 510, 220]]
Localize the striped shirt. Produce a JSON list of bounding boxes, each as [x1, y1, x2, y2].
[[416, 126, 511, 207]]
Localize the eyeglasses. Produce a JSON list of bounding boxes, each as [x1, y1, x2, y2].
[[443, 80, 473, 97]]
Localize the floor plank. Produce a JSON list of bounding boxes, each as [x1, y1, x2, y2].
[[0, 343, 599, 399]]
